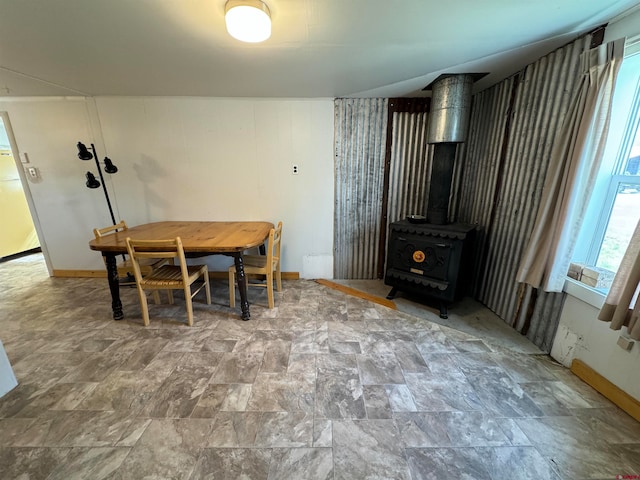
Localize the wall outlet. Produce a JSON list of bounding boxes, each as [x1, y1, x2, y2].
[[617, 335, 634, 351], [292, 164, 299, 175]]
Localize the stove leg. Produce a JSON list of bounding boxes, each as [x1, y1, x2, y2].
[[439, 303, 448, 319], [386, 287, 398, 300]]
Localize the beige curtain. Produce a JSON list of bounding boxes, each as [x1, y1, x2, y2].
[[599, 220, 640, 340], [516, 38, 625, 292]]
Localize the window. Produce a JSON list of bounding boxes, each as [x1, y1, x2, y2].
[[594, 85, 640, 272], [571, 39, 640, 290]]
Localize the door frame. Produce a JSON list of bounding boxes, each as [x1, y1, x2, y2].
[[0, 111, 52, 274]]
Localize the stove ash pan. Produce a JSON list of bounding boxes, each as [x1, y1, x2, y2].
[[384, 220, 477, 319]]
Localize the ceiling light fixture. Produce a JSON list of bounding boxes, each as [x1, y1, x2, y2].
[[225, 0, 271, 43]]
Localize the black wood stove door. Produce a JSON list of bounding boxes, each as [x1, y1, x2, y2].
[[388, 235, 453, 281]]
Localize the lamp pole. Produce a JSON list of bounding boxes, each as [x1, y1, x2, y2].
[[77, 142, 118, 225], [91, 144, 116, 225]]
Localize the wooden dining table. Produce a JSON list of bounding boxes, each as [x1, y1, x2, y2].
[[89, 221, 274, 321]]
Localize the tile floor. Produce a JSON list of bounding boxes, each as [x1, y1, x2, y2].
[[1, 253, 640, 479]]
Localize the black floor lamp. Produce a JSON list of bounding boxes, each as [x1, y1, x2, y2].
[[77, 142, 118, 226]]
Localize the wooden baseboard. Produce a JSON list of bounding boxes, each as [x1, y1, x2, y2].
[[207, 271, 299, 280], [315, 279, 397, 310], [53, 270, 106, 278], [570, 358, 640, 423], [53, 270, 300, 280]]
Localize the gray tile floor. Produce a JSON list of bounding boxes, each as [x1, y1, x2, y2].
[[1, 253, 640, 479]]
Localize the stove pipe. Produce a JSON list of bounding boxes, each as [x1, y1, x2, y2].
[[426, 74, 473, 225]]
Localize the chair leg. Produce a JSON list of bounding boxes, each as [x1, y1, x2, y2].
[[266, 271, 274, 309], [167, 290, 174, 304], [204, 271, 211, 305], [137, 286, 150, 327], [152, 290, 161, 304], [229, 269, 236, 308], [276, 264, 282, 292], [184, 286, 194, 327]]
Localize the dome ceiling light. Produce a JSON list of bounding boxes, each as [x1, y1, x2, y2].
[[225, 0, 271, 43]]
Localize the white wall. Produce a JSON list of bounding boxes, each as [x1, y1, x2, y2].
[[552, 293, 640, 400], [550, 7, 640, 399], [0, 97, 335, 278], [605, 5, 640, 43]]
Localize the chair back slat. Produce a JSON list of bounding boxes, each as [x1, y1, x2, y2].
[[134, 251, 180, 259], [93, 220, 128, 238]]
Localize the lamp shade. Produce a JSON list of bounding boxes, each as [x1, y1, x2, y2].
[[77, 142, 93, 160], [103, 157, 118, 174], [225, 0, 271, 43], [85, 171, 100, 189]]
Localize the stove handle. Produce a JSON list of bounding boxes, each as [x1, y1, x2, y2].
[[396, 237, 451, 248]]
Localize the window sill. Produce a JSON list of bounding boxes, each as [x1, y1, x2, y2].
[[563, 277, 606, 309]]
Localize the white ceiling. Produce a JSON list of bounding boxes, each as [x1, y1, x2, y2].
[[0, 0, 638, 98]]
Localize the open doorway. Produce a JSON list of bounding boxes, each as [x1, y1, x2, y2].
[[0, 114, 40, 260]]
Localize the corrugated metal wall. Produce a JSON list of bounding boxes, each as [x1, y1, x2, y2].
[[454, 34, 593, 346], [523, 286, 567, 352], [452, 79, 513, 288], [334, 98, 431, 279], [386, 103, 431, 225], [334, 98, 388, 279]]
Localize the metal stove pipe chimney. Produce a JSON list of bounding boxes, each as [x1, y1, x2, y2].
[[426, 74, 473, 225]]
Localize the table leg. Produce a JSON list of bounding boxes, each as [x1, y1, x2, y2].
[[105, 253, 124, 320], [233, 254, 250, 321]]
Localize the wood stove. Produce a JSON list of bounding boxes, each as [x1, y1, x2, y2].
[[385, 220, 476, 318], [384, 74, 479, 318]]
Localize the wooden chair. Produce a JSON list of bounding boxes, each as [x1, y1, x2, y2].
[[229, 221, 282, 309], [126, 236, 211, 326], [93, 220, 167, 282]]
